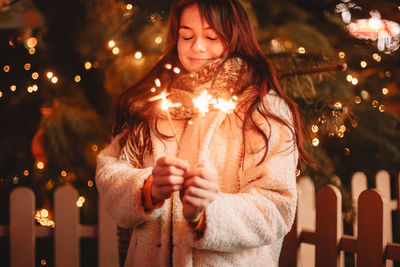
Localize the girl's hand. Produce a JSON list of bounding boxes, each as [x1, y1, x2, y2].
[[181, 166, 219, 222], [151, 156, 189, 204]]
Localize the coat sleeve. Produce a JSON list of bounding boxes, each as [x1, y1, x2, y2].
[[95, 133, 160, 229], [189, 96, 298, 252]]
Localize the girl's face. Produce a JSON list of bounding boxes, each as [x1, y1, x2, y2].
[[177, 4, 226, 73]]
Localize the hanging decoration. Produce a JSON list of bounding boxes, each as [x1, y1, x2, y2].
[[347, 10, 400, 53]]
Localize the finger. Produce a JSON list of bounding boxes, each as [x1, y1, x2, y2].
[[157, 184, 183, 196], [184, 167, 217, 182], [184, 185, 215, 200], [182, 195, 209, 209], [154, 175, 185, 186], [157, 156, 189, 170], [184, 176, 219, 193]]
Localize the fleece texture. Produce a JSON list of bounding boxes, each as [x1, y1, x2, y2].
[[96, 90, 298, 267]]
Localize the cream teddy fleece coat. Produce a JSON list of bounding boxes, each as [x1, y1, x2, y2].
[[96, 59, 298, 267]]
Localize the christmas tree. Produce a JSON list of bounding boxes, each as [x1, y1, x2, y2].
[[0, 0, 399, 265]]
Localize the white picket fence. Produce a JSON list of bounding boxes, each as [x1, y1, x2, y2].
[[1, 170, 399, 267]]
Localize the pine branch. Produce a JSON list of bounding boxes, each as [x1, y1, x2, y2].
[[279, 63, 347, 78]]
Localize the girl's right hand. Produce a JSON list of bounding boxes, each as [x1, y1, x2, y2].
[[151, 156, 189, 204]]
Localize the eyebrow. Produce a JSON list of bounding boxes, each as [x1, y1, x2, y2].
[[179, 25, 214, 30]]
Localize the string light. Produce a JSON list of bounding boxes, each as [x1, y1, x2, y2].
[[91, 144, 98, 151], [344, 147, 350, 156], [312, 138, 320, 147], [311, 125, 319, 133], [74, 75, 81, 82], [164, 64, 172, 69], [372, 53, 382, 62], [26, 37, 37, 48], [84, 61, 92, 70], [32, 72, 39, 79], [112, 47, 120, 55], [3, 65, 10, 72], [385, 71, 391, 77], [379, 105, 385, 112], [338, 51, 345, 58], [108, 40, 115, 48], [10, 85, 16, 91], [298, 47, 306, 54], [40, 259, 47, 266], [0, 91, 3, 98], [382, 88, 388, 95], [46, 72, 53, 79], [87, 180, 94, 187], [372, 100, 379, 107], [360, 90, 369, 99], [24, 63, 31, 71], [23, 170, 29, 176], [150, 87, 156, 92], [61, 171, 67, 177], [354, 96, 362, 104], [51, 77, 58, 84], [28, 48, 36, 54], [134, 51, 142, 59], [126, 4, 133, 10], [37, 161, 45, 169], [155, 36, 163, 44], [351, 77, 358, 85], [360, 61, 367, 68], [346, 75, 353, 82], [173, 67, 181, 74], [76, 196, 86, 207], [154, 78, 161, 87], [35, 208, 55, 228]]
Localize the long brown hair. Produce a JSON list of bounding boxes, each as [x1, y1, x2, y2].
[[112, 0, 312, 166]]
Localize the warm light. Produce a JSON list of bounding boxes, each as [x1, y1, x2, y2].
[[46, 72, 53, 79], [0, 91, 2, 98], [134, 51, 142, 59], [108, 40, 115, 48], [372, 53, 381, 62], [32, 72, 39, 79], [382, 88, 388, 95], [351, 78, 358, 85], [360, 90, 369, 99], [173, 67, 181, 74], [354, 96, 361, 104], [37, 161, 45, 169], [74, 75, 81, 82], [24, 63, 31, 71], [155, 36, 163, 44], [61, 171, 67, 177], [160, 92, 169, 111], [385, 71, 391, 78], [338, 52, 345, 58], [126, 4, 133, 10], [188, 120, 193, 125], [311, 125, 319, 133], [91, 144, 98, 151], [154, 78, 161, 87], [79, 196, 86, 203], [112, 47, 120, 55], [333, 102, 343, 109], [32, 84, 38, 91], [40, 209, 49, 218], [27, 86, 33, 93], [26, 37, 37, 48], [28, 48, 36, 54], [339, 125, 346, 132], [88, 180, 94, 187], [372, 100, 379, 107], [346, 75, 353, 82], [10, 85, 16, 91], [164, 64, 172, 69], [24, 170, 29, 176], [51, 77, 58, 83], [84, 61, 92, 70], [150, 87, 156, 92], [40, 259, 47, 266], [344, 147, 350, 156], [3, 65, 10, 72], [77, 201, 83, 207], [93, 62, 99, 68], [360, 61, 367, 68], [298, 47, 306, 54], [312, 138, 320, 147], [379, 105, 385, 112], [337, 131, 344, 138], [214, 98, 236, 113]]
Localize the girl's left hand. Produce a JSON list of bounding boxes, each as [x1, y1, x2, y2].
[[181, 166, 219, 223]]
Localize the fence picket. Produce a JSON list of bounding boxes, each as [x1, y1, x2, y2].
[[297, 176, 315, 267], [98, 198, 118, 267], [357, 189, 385, 267], [315, 185, 343, 267], [54, 186, 79, 267], [10, 187, 35, 267], [351, 172, 367, 236]]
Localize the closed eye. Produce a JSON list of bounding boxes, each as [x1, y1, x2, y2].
[[207, 36, 218, 40], [183, 36, 193, 40]]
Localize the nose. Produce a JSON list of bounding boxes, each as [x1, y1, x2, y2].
[[192, 37, 206, 52]]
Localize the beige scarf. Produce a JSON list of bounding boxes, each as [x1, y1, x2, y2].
[[121, 57, 252, 167]]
